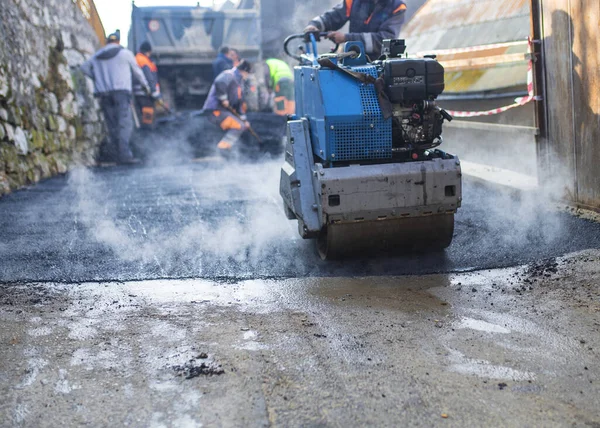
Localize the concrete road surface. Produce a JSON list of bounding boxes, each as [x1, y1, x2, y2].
[[0, 158, 599, 426]]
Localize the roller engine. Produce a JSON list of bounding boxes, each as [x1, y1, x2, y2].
[[280, 35, 462, 259]]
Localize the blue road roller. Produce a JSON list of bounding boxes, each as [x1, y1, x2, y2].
[[280, 34, 462, 259]]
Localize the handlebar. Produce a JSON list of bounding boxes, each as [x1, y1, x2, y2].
[[284, 33, 340, 62]]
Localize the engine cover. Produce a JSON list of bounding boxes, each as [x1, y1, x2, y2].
[[383, 58, 445, 103]]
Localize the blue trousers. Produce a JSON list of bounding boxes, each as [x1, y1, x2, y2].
[[100, 91, 134, 162]]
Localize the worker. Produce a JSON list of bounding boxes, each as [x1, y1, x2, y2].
[[203, 60, 254, 152], [263, 58, 295, 116], [81, 30, 150, 164], [133, 41, 161, 128], [212, 46, 240, 80], [304, 0, 407, 59]]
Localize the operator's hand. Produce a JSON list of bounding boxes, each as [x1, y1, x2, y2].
[[304, 25, 319, 33], [327, 31, 346, 44], [244, 121, 250, 130], [221, 100, 230, 109], [143, 85, 152, 96]]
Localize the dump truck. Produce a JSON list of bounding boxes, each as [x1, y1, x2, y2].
[[126, 0, 338, 157]]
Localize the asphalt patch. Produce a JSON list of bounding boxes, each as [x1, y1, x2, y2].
[[172, 360, 225, 379]]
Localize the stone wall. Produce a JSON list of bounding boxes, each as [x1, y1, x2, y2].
[[0, 0, 104, 196]]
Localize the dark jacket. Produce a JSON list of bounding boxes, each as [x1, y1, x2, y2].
[[203, 68, 246, 114], [134, 53, 161, 97], [212, 53, 233, 80], [309, 0, 407, 58]]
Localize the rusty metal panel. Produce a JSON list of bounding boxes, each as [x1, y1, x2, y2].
[[570, 0, 600, 208], [538, 0, 576, 198], [74, 0, 105, 46], [539, 0, 599, 207]]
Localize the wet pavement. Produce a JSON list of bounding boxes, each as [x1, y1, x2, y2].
[[1, 158, 600, 426], [0, 252, 599, 426], [1, 159, 600, 283]]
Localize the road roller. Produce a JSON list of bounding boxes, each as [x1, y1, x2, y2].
[[280, 35, 462, 259]]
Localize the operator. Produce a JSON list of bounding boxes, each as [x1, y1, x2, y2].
[[212, 46, 241, 80], [133, 41, 161, 128], [81, 30, 150, 164], [304, 0, 407, 59], [263, 58, 295, 116], [203, 59, 254, 152]]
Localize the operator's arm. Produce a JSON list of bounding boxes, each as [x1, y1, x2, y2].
[[126, 50, 149, 90], [345, 5, 406, 56], [142, 65, 160, 98], [307, 1, 349, 32], [213, 72, 232, 105], [80, 57, 94, 80]]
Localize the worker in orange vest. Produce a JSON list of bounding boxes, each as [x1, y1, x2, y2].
[[133, 41, 161, 128], [304, 0, 407, 59], [203, 60, 254, 152]]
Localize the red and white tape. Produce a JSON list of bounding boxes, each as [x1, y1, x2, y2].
[[416, 39, 539, 118], [415, 40, 529, 58]]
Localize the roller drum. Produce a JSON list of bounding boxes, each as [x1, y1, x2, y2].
[[317, 214, 455, 260]]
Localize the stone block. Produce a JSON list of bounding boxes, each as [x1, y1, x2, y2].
[[0, 123, 5, 141], [65, 49, 85, 67], [0, 173, 10, 196], [81, 106, 98, 123], [30, 73, 41, 89], [2, 145, 19, 173], [67, 125, 76, 140], [83, 123, 96, 139], [4, 123, 15, 141], [26, 166, 41, 184], [46, 93, 59, 113], [56, 116, 67, 133], [31, 110, 45, 131], [56, 155, 68, 174], [14, 127, 29, 155], [59, 134, 70, 150], [60, 93, 78, 119], [44, 132, 60, 152], [0, 108, 8, 122], [7, 107, 22, 126], [47, 115, 57, 131], [61, 31, 72, 49], [31, 129, 45, 149], [0, 73, 8, 99], [58, 63, 74, 90], [33, 153, 52, 178], [76, 37, 96, 56]]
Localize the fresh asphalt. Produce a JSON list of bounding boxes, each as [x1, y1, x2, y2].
[[1, 157, 599, 284]]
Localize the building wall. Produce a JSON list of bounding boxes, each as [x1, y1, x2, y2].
[[0, 0, 104, 196], [538, 0, 600, 209]]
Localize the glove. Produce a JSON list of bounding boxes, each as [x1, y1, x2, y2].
[[303, 25, 321, 42]]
